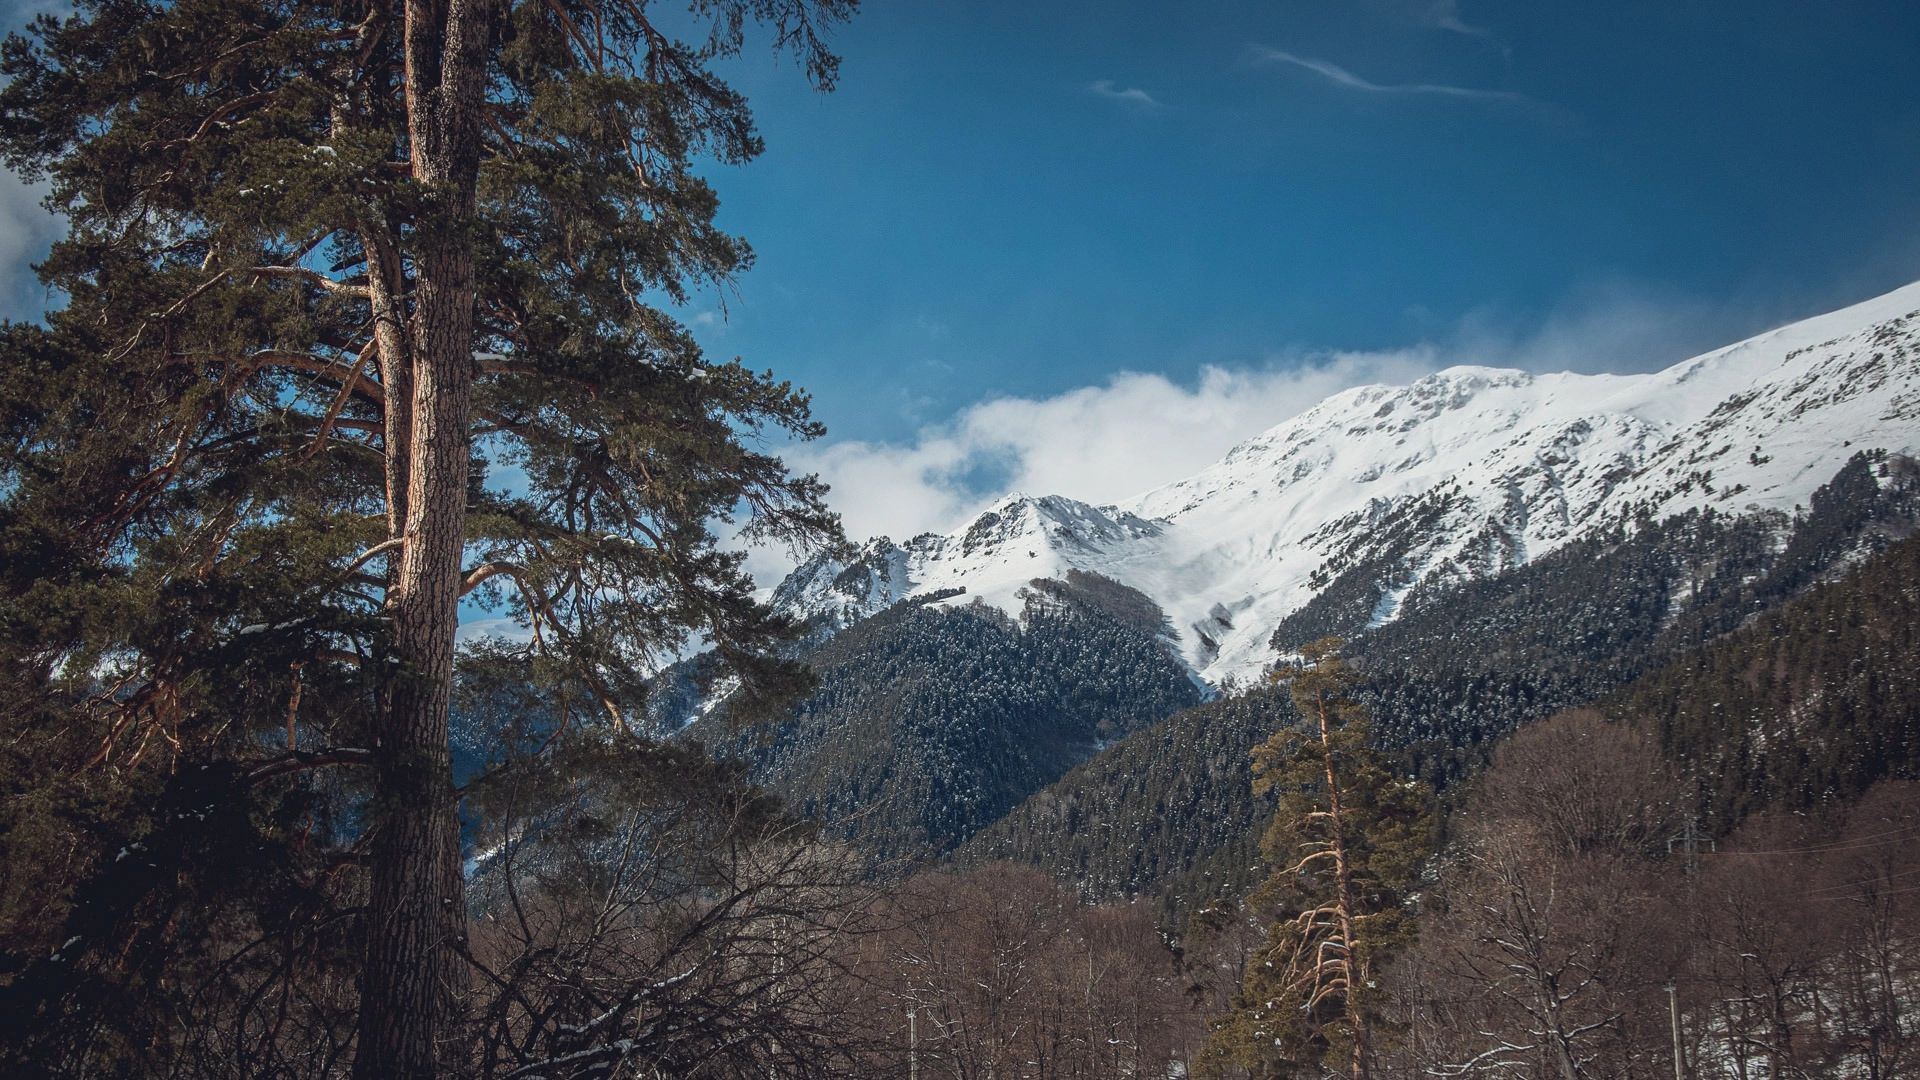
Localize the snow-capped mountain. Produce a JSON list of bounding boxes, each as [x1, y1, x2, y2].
[[777, 282, 1920, 685], [769, 497, 1166, 630]]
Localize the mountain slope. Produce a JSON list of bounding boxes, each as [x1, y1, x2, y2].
[[1621, 528, 1920, 829], [687, 574, 1202, 859], [954, 688, 1285, 918], [958, 458, 1919, 919], [776, 282, 1920, 684]]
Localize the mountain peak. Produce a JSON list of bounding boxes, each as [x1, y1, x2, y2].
[[1423, 363, 1533, 384], [776, 280, 1920, 684]]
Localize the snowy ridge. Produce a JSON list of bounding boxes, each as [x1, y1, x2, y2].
[[778, 281, 1920, 684]]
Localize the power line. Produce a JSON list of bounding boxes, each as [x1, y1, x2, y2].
[[1702, 824, 1920, 857], [1805, 865, 1920, 897], [1830, 881, 1920, 901]]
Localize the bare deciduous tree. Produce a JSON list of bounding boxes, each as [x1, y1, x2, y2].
[[462, 734, 886, 1079]]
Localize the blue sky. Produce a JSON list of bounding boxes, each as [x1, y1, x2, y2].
[[661, 0, 1920, 544], [4, 0, 1918, 550]]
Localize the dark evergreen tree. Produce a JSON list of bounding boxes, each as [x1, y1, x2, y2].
[[1202, 640, 1433, 1080], [0, 0, 850, 1073]]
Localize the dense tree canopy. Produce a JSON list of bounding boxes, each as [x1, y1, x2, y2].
[[0, 0, 852, 1073]]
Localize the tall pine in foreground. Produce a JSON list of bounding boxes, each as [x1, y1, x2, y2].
[[0, 0, 850, 1075], [1203, 639, 1433, 1080]]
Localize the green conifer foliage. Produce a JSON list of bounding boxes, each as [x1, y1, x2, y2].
[[1618, 529, 1920, 829], [0, 0, 850, 1073], [1203, 639, 1433, 1080]]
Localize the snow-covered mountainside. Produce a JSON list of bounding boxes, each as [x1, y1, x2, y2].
[[777, 282, 1920, 685]]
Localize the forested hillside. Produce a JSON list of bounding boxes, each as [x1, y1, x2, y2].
[[1374, 715, 1920, 1080], [690, 573, 1202, 858], [955, 689, 1284, 916], [1360, 450, 1917, 778], [1621, 527, 1920, 828], [963, 454, 1919, 921]]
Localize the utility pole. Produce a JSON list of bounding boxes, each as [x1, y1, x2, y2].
[[1667, 982, 1687, 1080], [1663, 812, 1709, 1080], [907, 1004, 919, 1080], [1667, 813, 1714, 876]]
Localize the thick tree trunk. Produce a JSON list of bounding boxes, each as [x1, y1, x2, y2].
[[355, 244, 476, 1075], [356, 589, 466, 1079], [353, 0, 491, 1073]]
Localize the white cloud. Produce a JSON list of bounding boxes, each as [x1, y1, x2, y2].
[[1247, 44, 1523, 103], [784, 348, 1441, 547], [456, 616, 535, 646], [0, 169, 63, 321], [1087, 79, 1164, 110], [1384, 0, 1493, 39], [1450, 279, 1767, 377], [724, 284, 1809, 585]]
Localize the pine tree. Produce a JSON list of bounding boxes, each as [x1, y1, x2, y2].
[[0, 0, 850, 1074], [1202, 638, 1433, 1080]]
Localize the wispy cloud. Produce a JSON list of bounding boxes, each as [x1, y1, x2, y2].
[[1247, 44, 1524, 103], [1391, 0, 1492, 39], [456, 616, 534, 646], [1087, 79, 1164, 110]]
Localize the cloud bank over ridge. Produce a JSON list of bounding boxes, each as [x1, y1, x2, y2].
[[784, 350, 1437, 550], [750, 280, 1785, 580]]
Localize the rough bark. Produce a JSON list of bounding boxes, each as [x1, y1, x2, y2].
[[353, 0, 492, 1072], [366, 226, 413, 537]]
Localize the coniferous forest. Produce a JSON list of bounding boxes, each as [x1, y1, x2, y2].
[[2, 1, 1919, 1078]]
